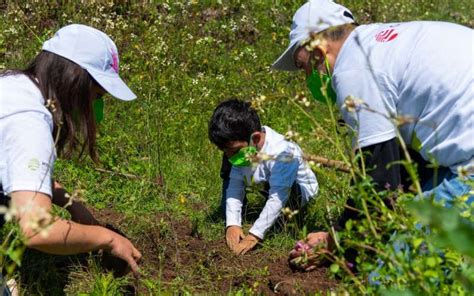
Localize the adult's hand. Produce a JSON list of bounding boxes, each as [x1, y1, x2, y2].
[[226, 226, 244, 253], [289, 232, 330, 258], [235, 233, 260, 255], [288, 232, 331, 271], [106, 231, 142, 276], [10, 191, 142, 276]]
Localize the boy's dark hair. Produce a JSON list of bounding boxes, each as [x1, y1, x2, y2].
[[208, 99, 261, 150]]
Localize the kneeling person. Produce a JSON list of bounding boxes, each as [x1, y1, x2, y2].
[[208, 99, 319, 255]]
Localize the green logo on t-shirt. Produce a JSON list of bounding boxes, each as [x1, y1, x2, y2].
[[27, 158, 40, 171]]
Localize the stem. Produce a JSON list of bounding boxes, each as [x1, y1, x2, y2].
[[95, 167, 163, 186], [394, 129, 422, 195], [326, 205, 341, 250], [1, 229, 15, 250], [360, 187, 380, 239], [345, 239, 424, 290], [21, 19, 44, 44], [288, 99, 358, 182], [305, 155, 351, 173], [333, 255, 366, 293]]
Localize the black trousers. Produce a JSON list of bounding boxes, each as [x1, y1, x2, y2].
[[0, 186, 13, 295], [0, 186, 7, 228], [336, 145, 451, 230]]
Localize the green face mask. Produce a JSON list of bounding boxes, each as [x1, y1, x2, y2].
[[93, 97, 104, 124], [306, 56, 337, 105], [228, 145, 258, 167]]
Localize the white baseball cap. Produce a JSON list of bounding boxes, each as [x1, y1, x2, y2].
[[42, 24, 136, 101], [272, 0, 355, 71]]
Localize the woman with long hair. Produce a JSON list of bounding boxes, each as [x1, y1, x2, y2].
[[0, 24, 141, 276]]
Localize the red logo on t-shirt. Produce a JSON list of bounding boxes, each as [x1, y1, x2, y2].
[[375, 29, 398, 42]]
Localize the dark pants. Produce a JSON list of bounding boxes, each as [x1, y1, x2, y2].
[[0, 187, 11, 295], [0, 186, 7, 228], [0, 274, 11, 296], [335, 147, 451, 230], [220, 154, 306, 225]]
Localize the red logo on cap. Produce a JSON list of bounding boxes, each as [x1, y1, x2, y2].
[[375, 28, 398, 42], [111, 51, 119, 73]]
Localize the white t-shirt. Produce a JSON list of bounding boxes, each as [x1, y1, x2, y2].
[[333, 21, 473, 173], [225, 126, 319, 239], [0, 74, 56, 197]]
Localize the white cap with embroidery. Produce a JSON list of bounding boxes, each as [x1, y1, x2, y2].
[[42, 24, 136, 101], [272, 0, 355, 71]]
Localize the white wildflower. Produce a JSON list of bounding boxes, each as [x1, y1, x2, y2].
[[0, 204, 17, 222], [281, 207, 299, 219], [251, 95, 267, 113], [342, 96, 365, 112], [285, 130, 298, 140], [393, 115, 416, 126], [457, 162, 474, 179]]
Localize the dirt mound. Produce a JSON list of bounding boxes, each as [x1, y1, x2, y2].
[[94, 208, 337, 295]]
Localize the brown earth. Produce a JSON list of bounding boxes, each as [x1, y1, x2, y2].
[[92, 207, 337, 295]]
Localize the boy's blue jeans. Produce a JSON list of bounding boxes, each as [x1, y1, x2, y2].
[[422, 169, 474, 205]]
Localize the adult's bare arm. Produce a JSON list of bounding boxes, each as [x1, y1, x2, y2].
[[10, 191, 141, 273]]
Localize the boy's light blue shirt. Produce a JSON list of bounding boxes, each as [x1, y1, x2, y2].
[[225, 126, 319, 239]]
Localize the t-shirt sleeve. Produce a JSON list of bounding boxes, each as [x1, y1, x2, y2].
[[333, 69, 398, 148], [249, 154, 299, 239], [2, 112, 56, 197]]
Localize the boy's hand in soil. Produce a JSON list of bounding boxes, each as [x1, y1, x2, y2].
[[235, 233, 260, 255], [226, 226, 245, 253]]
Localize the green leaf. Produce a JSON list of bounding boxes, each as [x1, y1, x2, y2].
[[413, 237, 424, 249], [345, 219, 353, 231], [426, 257, 437, 268], [330, 263, 340, 273], [423, 269, 439, 278], [407, 199, 474, 258]]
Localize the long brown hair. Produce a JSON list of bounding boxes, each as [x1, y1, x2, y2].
[[1, 51, 98, 161]]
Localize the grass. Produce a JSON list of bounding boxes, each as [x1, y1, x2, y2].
[[0, 1, 472, 294]]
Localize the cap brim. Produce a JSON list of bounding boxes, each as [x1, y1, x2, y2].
[[87, 68, 137, 101], [271, 41, 300, 71]]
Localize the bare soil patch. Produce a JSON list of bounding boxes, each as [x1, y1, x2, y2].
[[93, 207, 337, 295]]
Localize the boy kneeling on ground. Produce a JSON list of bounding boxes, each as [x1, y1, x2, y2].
[[208, 99, 319, 255]]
